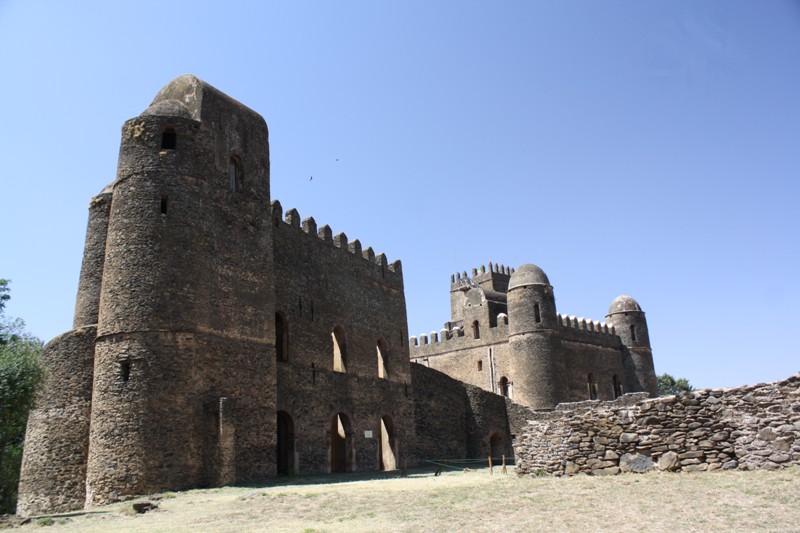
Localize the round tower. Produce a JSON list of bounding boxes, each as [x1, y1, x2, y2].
[[86, 76, 277, 506], [606, 295, 657, 397], [73, 183, 113, 328], [506, 264, 564, 409]]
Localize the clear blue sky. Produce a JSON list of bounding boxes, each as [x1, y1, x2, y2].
[[1, 1, 798, 389]]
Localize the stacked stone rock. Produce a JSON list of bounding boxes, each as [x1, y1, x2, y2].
[[514, 373, 800, 476]]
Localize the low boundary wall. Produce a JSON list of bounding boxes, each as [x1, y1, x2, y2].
[[514, 373, 800, 476]]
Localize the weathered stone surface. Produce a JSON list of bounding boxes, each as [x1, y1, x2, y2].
[[514, 373, 800, 479], [658, 451, 680, 471], [619, 453, 653, 473]]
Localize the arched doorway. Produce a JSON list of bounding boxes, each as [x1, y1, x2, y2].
[[330, 413, 353, 473], [499, 376, 510, 398], [489, 432, 505, 460], [379, 416, 397, 471], [276, 411, 295, 475]]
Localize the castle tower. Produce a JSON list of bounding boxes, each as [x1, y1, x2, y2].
[[506, 264, 564, 408], [606, 295, 657, 396], [84, 75, 277, 505], [73, 184, 113, 328]]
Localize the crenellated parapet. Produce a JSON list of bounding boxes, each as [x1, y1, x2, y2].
[[450, 262, 515, 290], [271, 199, 402, 279], [409, 312, 511, 357], [557, 313, 616, 336]]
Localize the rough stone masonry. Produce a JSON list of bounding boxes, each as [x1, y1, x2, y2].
[[514, 373, 800, 476]]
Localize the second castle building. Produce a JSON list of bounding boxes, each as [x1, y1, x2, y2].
[[410, 263, 658, 408]]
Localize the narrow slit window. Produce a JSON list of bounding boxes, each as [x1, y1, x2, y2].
[[161, 127, 176, 150], [472, 320, 480, 339], [229, 156, 242, 192], [630, 324, 637, 342], [477, 360, 483, 372], [534, 303, 541, 323], [160, 196, 168, 215], [119, 360, 131, 383]]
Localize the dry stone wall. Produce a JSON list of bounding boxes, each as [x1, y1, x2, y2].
[[514, 373, 800, 476]]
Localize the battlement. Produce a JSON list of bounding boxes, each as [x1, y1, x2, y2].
[[271, 200, 402, 277], [450, 262, 515, 291], [557, 313, 616, 336]]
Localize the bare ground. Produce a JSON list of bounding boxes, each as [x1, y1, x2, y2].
[[14, 466, 800, 532]]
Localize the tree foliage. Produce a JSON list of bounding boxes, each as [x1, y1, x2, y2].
[[0, 279, 45, 515], [657, 372, 694, 396]]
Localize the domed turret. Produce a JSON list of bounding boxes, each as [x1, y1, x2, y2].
[[605, 295, 648, 348], [508, 264, 556, 334], [507, 263, 563, 408], [508, 263, 550, 290], [606, 295, 657, 397]]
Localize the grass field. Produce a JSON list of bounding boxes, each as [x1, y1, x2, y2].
[[15, 466, 800, 532]]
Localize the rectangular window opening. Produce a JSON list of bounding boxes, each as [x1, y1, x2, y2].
[[160, 196, 168, 215]]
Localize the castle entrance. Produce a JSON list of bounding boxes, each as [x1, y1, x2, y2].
[[277, 411, 294, 475], [379, 416, 397, 471], [330, 413, 353, 473], [489, 432, 505, 460]]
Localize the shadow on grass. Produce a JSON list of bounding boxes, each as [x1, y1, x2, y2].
[[241, 461, 511, 490]]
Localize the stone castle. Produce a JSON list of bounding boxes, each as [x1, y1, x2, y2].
[[18, 76, 657, 515], [410, 264, 658, 407]]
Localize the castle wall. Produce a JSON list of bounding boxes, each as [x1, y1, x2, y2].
[[86, 332, 275, 506], [514, 374, 800, 477], [277, 363, 415, 474], [410, 364, 513, 462], [271, 204, 408, 383], [18, 327, 95, 516], [412, 319, 630, 406], [410, 323, 510, 395]]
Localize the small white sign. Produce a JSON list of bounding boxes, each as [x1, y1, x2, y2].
[[364, 430, 373, 438]]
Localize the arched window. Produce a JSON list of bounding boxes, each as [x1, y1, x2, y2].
[[161, 126, 176, 150], [332, 326, 347, 372], [613, 374, 623, 399], [276, 312, 288, 362], [472, 320, 480, 339], [588, 373, 598, 400], [499, 376, 510, 398], [229, 156, 242, 192], [534, 303, 541, 323], [630, 324, 637, 342], [377, 337, 388, 379]]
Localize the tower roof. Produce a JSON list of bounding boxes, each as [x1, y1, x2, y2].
[[607, 295, 643, 315], [508, 263, 550, 290], [141, 98, 193, 119]]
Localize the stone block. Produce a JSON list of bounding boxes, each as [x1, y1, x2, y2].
[[657, 451, 679, 471], [619, 453, 653, 474]]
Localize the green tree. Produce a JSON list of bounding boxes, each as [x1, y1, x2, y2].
[[657, 372, 694, 396], [0, 279, 45, 515]]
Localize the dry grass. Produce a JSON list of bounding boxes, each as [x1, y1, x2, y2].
[[19, 467, 800, 532]]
